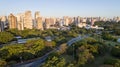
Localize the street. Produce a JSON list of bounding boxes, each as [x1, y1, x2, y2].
[[11, 35, 89, 67]]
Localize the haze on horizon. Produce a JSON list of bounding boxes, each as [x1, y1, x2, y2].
[[0, 0, 120, 18]]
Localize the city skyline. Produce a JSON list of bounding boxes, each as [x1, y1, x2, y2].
[[0, 0, 120, 18]]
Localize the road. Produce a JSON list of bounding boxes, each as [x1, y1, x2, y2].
[[11, 35, 89, 67], [0, 37, 40, 48]]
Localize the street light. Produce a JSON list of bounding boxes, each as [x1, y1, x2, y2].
[[73, 45, 75, 60], [20, 56, 23, 63]]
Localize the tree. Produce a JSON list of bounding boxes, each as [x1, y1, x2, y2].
[[7, 29, 20, 36], [0, 60, 7, 67], [0, 49, 9, 59], [111, 47, 120, 59], [45, 41, 56, 48], [57, 43, 68, 54], [25, 39, 45, 53], [102, 32, 117, 41], [77, 50, 94, 66], [18, 52, 34, 61], [104, 58, 120, 67], [67, 63, 74, 67], [0, 32, 14, 44], [42, 56, 66, 67]]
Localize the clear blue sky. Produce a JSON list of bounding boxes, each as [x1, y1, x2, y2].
[[0, 0, 120, 18]]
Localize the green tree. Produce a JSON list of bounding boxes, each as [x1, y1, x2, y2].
[[42, 56, 66, 67], [7, 29, 20, 36], [104, 58, 120, 67], [0, 49, 9, 59], [111, 47, 120, 59], [57, 43, 68, 54], [0, 32, 14, 44], [77, 50, 94, 66], [0, 60, 7, 67], [18, 52, 34, 61], [45, 41, 56, 48]]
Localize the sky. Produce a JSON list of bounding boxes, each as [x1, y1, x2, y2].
[[0, 0, 120, 18]]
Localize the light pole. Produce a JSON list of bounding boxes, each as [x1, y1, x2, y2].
[[19, 50, 23, 63], [20, 56, 23, 63], [73, 45, 75, 60]]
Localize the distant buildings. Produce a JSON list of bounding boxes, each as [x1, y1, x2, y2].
[[63, 16, 69, 26], [45, 18, 51, 29], [90, 18, 96, 26], [35, 11, 40, 20], [16, 13, 24, 30], [0, 16, 7, 32], [24, 11, 33, 29], [34, 11, 43, 30], [63, 16, 73, 26], [0, 10, 119, 32], [8, 14, 17, 29], [36, 17, 43, 30], [77, 23, 86, 28], [113, 17, 120, 22]]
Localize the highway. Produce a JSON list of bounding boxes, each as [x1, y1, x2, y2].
[[11, 35, 89, 67]]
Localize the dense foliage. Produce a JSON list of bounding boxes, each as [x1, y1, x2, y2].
[[41, 36, 120, 67], [0, 32, 14, 44], [0, 39, 56, 66], [0, 21, 120, 67]]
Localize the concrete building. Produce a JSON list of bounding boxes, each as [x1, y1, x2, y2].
[[0, 16, 7, 32], [0, 18, 3, 32], [8, 13, 17, 29], [59, 19, 64, 27], [36, 17, 43, 30], [34, 11, 40, 28], [91, 18, 96, 26], [82, 18, 87, 22], [74, 17, 78, 26], [45, 18, 50, 29], [78, 23, 87, 28], [77, 16, 81, 23], [49, 17, 56, 26], [68, 17, 73, 24], [63, 16, 68, 26], [24, 11, 33, 29], [35, 11, 40, 20], [16, 13, 24, 30]]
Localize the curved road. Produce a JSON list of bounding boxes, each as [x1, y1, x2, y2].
[[11, 35, 89, 67]]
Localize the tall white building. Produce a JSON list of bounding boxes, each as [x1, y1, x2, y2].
[[16, 13, 24, 30], [24, 11, 33, 29], [63, 16, 69, 26]]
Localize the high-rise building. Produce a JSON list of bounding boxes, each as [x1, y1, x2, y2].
[[0, 16, 8, 31], [24, 11, 33, 29], [63, 16, 69, 26], [36, 17, 43, 30], [45, 18, 50, 29], [16, 13, 24, 30], [91, 18, 96, 26], [34, 11, 41, 28], [49, 17, 56, 26], [77, 16, 81, 23], [0, 17, 3, 32], [8, 13, 17, 29], [59, 19, 64, 27], [74, 17, 78, 26], [35, 11, 40, 20]]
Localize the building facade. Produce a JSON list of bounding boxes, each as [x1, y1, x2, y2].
[[36, 17, 43, 30], [8, 14, 17, 29], [24, 11, 33, 29], [16, 13, 24, 30]]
